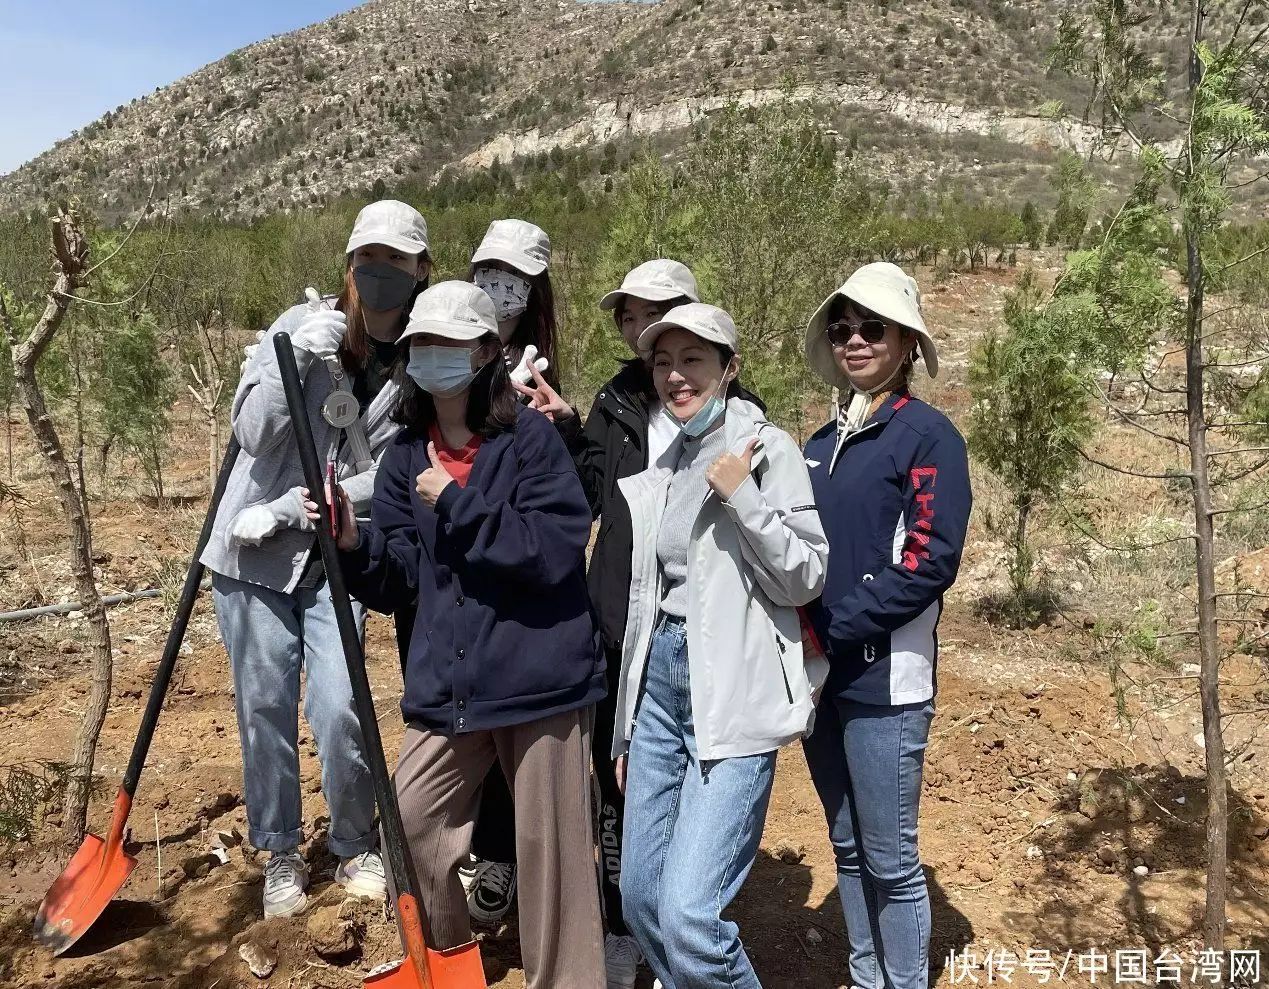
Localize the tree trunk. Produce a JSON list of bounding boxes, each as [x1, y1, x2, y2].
[[1013, 499, 1030, 587], [209, 413, 220, 493], [1, 213, 111, 847], [1184, 1, 1227, 951]]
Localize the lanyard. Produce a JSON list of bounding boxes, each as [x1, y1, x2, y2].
[[320, 356, 374, 473]]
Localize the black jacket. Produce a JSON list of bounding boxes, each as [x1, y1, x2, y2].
[[570, 359, 765, 650]]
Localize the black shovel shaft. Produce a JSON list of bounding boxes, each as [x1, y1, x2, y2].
[[122, 435, 241, 796], [272, 333, 417, 905]]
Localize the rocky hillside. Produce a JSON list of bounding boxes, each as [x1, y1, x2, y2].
[[0, 0, 1215, 221]]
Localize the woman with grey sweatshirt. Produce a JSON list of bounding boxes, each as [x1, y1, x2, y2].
[[200, 201, 431, 919], [614, 303, 829, 987]]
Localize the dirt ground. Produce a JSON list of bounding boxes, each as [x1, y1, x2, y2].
[[1, 261, 1267, 988]]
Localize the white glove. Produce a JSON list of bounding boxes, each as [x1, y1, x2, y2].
[[291, 287, 345, 359], [509, 344, 550, 387], [266, 486, 316, 533], [241, 329, 266, 373], [229, 505, 281, 547], [291, 310, 345, 360]]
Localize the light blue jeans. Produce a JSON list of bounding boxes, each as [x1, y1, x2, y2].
[[802, 696, 935, 989], [620, 619, 776, 989], [212, 572, 376, 857]]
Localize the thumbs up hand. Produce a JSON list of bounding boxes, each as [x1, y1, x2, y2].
[[706, 438, 760, 501], [416, 442, 455, 507]]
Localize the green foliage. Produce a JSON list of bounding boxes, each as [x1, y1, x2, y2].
[[97, 312, 175, 499], [1020, 200, 1043, 249], [0, 762, 76, 846], [967, 268, 1094, 619], [1047, 151, 1098, 250]]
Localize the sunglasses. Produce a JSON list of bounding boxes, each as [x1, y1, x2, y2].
[[827, 317, 887, 346]]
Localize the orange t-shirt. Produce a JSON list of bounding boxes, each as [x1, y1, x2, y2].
[[428, 424, 482, 488]]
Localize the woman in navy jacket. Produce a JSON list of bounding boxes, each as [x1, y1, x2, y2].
[[333, 281, 605, 988], [800, 263, 971, 989]]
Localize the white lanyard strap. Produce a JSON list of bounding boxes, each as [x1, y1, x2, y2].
[[321, 357, 375, 474]]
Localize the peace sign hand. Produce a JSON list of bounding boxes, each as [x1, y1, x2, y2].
[[513, 362, 574, 423]]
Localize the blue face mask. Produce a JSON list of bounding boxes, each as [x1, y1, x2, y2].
[[406, 345, 480, 397], [664, 368, 734, 439]]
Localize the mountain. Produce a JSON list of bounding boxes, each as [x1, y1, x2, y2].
[[0, 0, 1211, 222]]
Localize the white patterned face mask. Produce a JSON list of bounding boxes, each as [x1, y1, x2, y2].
[[474, 267, 532, 330]]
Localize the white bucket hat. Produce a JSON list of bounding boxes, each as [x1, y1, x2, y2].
[[637, 302, 738, 356], [599, 259, 701, 311], [471, 219, 552, 277], [804, 262, 939, 391], [346, 200, 430, 256], [398, 281, 498, 344]]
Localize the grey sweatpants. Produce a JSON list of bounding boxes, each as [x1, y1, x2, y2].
[[394, 707, 604, 989], [212, 572, 376, 857]]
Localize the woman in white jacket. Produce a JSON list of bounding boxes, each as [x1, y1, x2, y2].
[[614, 303, 828, 988]]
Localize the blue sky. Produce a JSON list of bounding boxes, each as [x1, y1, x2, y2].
[[0, 1, 365, 176]]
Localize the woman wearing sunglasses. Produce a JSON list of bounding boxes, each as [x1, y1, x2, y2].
[[799, 263, 972, 989]]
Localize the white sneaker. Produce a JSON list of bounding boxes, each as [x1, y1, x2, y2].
[[262, 851, 309, 918], [605, 933, 642, 989], [457, 854, 483, 898], [335, 849, 388, 900], [467, 860, 517, 924]]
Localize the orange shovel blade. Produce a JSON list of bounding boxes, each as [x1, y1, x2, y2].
[[365, 941, 486, 989], [33, 792, 139, 955]]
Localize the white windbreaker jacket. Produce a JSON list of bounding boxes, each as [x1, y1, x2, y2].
[[613, 399, 830, 761]]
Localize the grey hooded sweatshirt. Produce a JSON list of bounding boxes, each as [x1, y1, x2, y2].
[[200, 303, 401, 593]]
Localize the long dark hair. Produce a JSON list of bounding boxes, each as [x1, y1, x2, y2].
[[335, 253, 430, 374], [468, 263, 560, 392], [614, 294, 694, 402], [390, 336, 520, 440]]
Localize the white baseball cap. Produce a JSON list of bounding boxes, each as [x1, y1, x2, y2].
[[398, 281, 498, 344], [637, 303, 739, 356], [471, 219, 551, 277], [805, 262, 939, 390], [346, 200, 430, 257], [599, 259, 701, 311]]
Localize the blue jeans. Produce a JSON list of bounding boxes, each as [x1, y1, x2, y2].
[[620, 619, 776, 989], [212, 573, 375, 857], [802, 697, 935, 989]]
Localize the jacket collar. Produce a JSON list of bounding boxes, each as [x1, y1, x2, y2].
[[599, 360, 654, 419], [638, 396, 771, 493], [828, 389, 913, 475]]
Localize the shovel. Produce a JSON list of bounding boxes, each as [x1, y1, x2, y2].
[[34, 436, 243, 955], [272, 333, 485, 989]]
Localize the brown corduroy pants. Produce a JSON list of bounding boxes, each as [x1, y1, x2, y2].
[[393, 706, 604, 989]]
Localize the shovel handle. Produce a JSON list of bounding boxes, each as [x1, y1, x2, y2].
[[121, 436, 241, 798], [398, 895, 435, 989], [272, 334, 430, 963]]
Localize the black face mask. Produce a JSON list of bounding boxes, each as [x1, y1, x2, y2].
[[353, 262, 417, 312]]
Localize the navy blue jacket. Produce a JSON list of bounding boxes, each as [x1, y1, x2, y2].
[[802, 392, 971, 706], [340, 405, 604, 733]]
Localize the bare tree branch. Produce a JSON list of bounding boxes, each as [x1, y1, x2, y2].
[[1074, 444, 1192, 479], [83, 182, 157, 278], [1211, 244, 1269, 276], [1207, 446, 1269, 458], [1209, 497, 1269, 517], [1058, 501, 1196, 552]]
